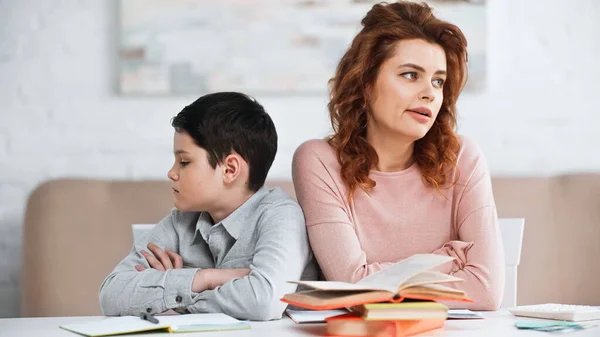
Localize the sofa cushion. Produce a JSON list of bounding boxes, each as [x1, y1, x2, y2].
[[20, 175, 600, 316]]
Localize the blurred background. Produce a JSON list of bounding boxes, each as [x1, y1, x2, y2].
[[1, 0, 599, 318]]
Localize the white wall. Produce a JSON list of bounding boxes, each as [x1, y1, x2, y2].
[[0, 0, 599, 317]]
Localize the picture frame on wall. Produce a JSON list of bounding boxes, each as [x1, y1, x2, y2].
[[118, 0, 486, 96]]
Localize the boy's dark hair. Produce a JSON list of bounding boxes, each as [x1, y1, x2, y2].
[[171, 92, 277, 192]]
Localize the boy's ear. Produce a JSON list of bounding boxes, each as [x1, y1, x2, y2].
[[221, 153, 245, 184]]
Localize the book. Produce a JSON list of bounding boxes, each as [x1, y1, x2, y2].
[[447, 309, 484, 319], [351, 301, 449, 320], [59, 313, 251, 336], [325, 313, 445, 337], [281, 254, 472, 310], [285, 308, 350, 323]]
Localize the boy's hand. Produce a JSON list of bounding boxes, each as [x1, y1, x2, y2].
[[191, 268, 251, 293], [135, 243, 183, 271]]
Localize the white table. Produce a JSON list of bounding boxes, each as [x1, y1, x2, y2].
[[0, 310, 599, 337]]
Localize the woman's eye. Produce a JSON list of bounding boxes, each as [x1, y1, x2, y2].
[[180, 161, 189, 167], [401, 72, 417, 80], [433, 78, 445, 88]]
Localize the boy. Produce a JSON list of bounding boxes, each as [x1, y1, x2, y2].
[[99, 92, 316, 321]]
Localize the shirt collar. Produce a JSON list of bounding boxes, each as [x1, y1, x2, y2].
[[195, 211, 214, 243], [194, 186, 269, 241], [221, 186, 269, 240]]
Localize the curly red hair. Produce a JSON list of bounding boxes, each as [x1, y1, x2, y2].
[[328, 1, 468, 198]]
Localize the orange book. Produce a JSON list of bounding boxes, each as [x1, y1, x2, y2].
[[325, 313, 445, 337], [281, 254, 473, 310]]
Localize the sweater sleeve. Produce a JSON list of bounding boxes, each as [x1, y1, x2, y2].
[[292, 140, 395, 283], [432, 139, 505, 310]]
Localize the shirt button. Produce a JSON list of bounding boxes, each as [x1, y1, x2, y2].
[[176, 296, 182, 303], [146, 308, 152, 313]]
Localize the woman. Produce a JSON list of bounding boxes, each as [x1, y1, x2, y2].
[[292, 1, 504, 310]]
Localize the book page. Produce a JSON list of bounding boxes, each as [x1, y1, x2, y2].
[[447, 309, 484, 319], [399, 283, 467, 300], [60, 316, 169, 336], [288, 280, 392, 292], [399, 270, 463, 290], [159, 313, 243, 327], [59, 313, 247, 336], [407, 282, 464, 293], [285, 309, 349, 323], [283, 289, 395, 309], [357, 254, 454, 291], [160, 313, 250, 333]]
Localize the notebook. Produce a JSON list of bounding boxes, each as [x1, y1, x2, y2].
[[59, 313, 251, 336], [285, 309, 349, 323], [281, 254, 472, 310], [447, 309, 484, 320], [285, 308, 482, 324]]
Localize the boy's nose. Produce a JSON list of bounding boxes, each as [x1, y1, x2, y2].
[[167, 168, 178, 181]]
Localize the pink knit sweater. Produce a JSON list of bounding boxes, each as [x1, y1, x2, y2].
[[292, 136, 505, 310]]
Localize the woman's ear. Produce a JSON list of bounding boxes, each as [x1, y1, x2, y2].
[[221, 153, 243, 185]]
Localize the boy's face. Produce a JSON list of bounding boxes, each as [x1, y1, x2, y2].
[[168, 131, 222, 212]]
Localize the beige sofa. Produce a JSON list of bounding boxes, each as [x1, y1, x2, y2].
[[21, 175, 600, 317]]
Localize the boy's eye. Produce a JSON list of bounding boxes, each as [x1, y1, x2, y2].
[[401, 72, 417, 80]]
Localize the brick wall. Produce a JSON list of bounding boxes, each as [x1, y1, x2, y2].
[[0, 0, 598, 317]]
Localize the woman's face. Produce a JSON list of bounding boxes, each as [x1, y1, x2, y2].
[[368, 38, 447, 142]]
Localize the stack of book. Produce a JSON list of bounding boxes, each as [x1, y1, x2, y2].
[[281, 254, 473, 337], [327, 301, 448, 337]]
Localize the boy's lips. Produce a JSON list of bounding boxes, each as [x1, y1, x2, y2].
[[172, 188, 179, 193]]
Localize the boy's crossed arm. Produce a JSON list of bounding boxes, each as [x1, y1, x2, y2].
[[99, 203, 311, 321], [136, 242, 250, 293], [182, 202, 310, 321], [99, 212, 203, 317], [98, 212, 251, 317]]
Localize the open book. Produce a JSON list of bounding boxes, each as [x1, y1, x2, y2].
[[59, 313, 250, 336], [281, 254, 473, 310]]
